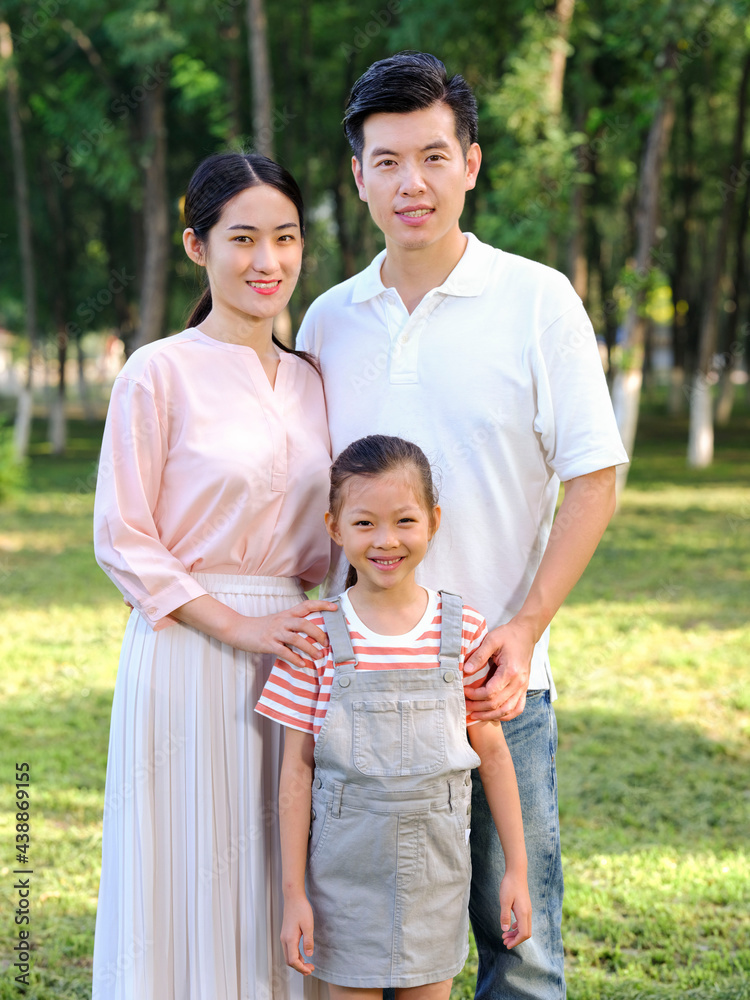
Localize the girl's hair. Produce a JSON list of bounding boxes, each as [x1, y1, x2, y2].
[[183, 151, 316, 368], [329, 435, 439, 589]]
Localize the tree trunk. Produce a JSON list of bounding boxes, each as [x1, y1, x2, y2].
[[334, 166, 358, 281], [547, 0, 575, 115], [567, 108, 589, 301], [76, 334, 95, 421], [688, 51, 750, 466], [332, 58, 361, 281], [41, 158, 71, 454], [687, 373, 713, 467], [715, 126, 750, 427], [545, 0, 575, 266], [247, 0, 273, 157], [1, 22, 39, 458], [714, 369, 736, 425], [48, 347, 66, 455], [612, 71, 676, 497], [222, 4, 244, 141], [669, 87, 697, 416], [130, 72, 170, 353]]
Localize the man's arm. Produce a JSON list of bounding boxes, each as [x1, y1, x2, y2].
[[464, 465, 617, 720]]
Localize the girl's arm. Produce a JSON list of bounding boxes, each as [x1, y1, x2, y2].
[[278, 728, 316, 975], [468, 721, 532, 948]]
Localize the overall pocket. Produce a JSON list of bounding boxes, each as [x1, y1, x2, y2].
[[352, 699, 446, 776]]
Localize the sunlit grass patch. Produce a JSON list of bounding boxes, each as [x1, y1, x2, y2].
[[0, 411, 748, 999]]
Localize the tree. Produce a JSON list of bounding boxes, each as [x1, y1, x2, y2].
[[687, 50, 750, 466], [611, 57, 676, 493], [247, 0, 273, 156], [0, 20, 38, 459]]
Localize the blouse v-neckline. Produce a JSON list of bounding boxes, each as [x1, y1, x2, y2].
[[189, 327, 289, 394]]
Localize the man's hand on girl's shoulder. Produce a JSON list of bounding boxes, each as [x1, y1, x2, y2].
[[463, 619, 536, 721]]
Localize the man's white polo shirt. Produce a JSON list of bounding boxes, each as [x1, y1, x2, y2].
[[298, 233, 628, 694]]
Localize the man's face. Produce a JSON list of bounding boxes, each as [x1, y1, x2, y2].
[[352, 102, 481, 254]]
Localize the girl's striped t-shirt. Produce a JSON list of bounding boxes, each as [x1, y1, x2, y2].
[[255, 589, 490, 738]]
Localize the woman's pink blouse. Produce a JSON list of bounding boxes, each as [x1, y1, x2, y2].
[[93, 328, 332, 630]]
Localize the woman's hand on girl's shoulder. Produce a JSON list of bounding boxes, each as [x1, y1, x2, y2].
[[498, 869, 532, 949], [232, 600, 337, 669]]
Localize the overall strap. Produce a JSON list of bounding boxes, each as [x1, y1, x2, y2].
[[321, 600, 358, 668], [438, 591, 464, 671]]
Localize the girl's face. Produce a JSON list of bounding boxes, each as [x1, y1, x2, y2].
[[183, 183, 303, 324], [325, 469, 440, 594]]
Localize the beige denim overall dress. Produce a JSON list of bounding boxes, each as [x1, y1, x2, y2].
[[306, 592, 482, 989]]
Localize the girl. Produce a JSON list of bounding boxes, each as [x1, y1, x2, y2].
[[92, 152, 335, 1000], [256, 435, 531, 999]]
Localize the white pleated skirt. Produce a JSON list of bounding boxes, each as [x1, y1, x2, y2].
[[92, 573, 328, 1000]]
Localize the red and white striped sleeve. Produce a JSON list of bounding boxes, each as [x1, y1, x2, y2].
[[460, 605, 490, 726], [255, 613, 329, 733]]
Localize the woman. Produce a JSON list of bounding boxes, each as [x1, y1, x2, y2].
[[92, 153, 333, 1000]]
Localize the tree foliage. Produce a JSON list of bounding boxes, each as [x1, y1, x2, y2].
[[0, 0, 748, 457]]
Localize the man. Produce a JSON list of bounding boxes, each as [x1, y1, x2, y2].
[[297, 52, 628, 999]]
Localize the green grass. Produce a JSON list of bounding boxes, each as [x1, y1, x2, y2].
[[1, 409, 749, 999]]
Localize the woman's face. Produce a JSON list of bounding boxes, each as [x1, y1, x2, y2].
[[191, 183, 304, 324]]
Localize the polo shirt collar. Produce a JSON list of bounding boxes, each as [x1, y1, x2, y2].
[[351, 232, 493, 304]]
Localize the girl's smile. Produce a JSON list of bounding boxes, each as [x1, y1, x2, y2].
[[325, 470, 440, 599], [368, 555, 406, 569]]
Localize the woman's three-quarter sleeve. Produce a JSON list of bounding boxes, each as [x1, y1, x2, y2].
[[93, 376, 208, 630]]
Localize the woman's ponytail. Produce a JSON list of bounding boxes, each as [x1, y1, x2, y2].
[[186, 286, 212, 329]]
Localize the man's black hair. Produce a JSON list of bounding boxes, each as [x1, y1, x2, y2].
[[343, 51, 478, 162]]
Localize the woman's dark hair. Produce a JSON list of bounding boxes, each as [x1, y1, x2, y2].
[[329, 435, 439, 588], [184, 152, 316, 367], [343, 51, 478, 163]]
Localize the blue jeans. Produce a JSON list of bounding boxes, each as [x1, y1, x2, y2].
[[469, 689, 565, 999]]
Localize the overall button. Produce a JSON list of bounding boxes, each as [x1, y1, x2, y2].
[[311, 809, 317, 821], [313, 777, 322, 789], [339, 676, 351, 688], [443, 670, 455, 683]]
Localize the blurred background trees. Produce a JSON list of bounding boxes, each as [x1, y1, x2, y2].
[[1, 0, 748, 471]]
